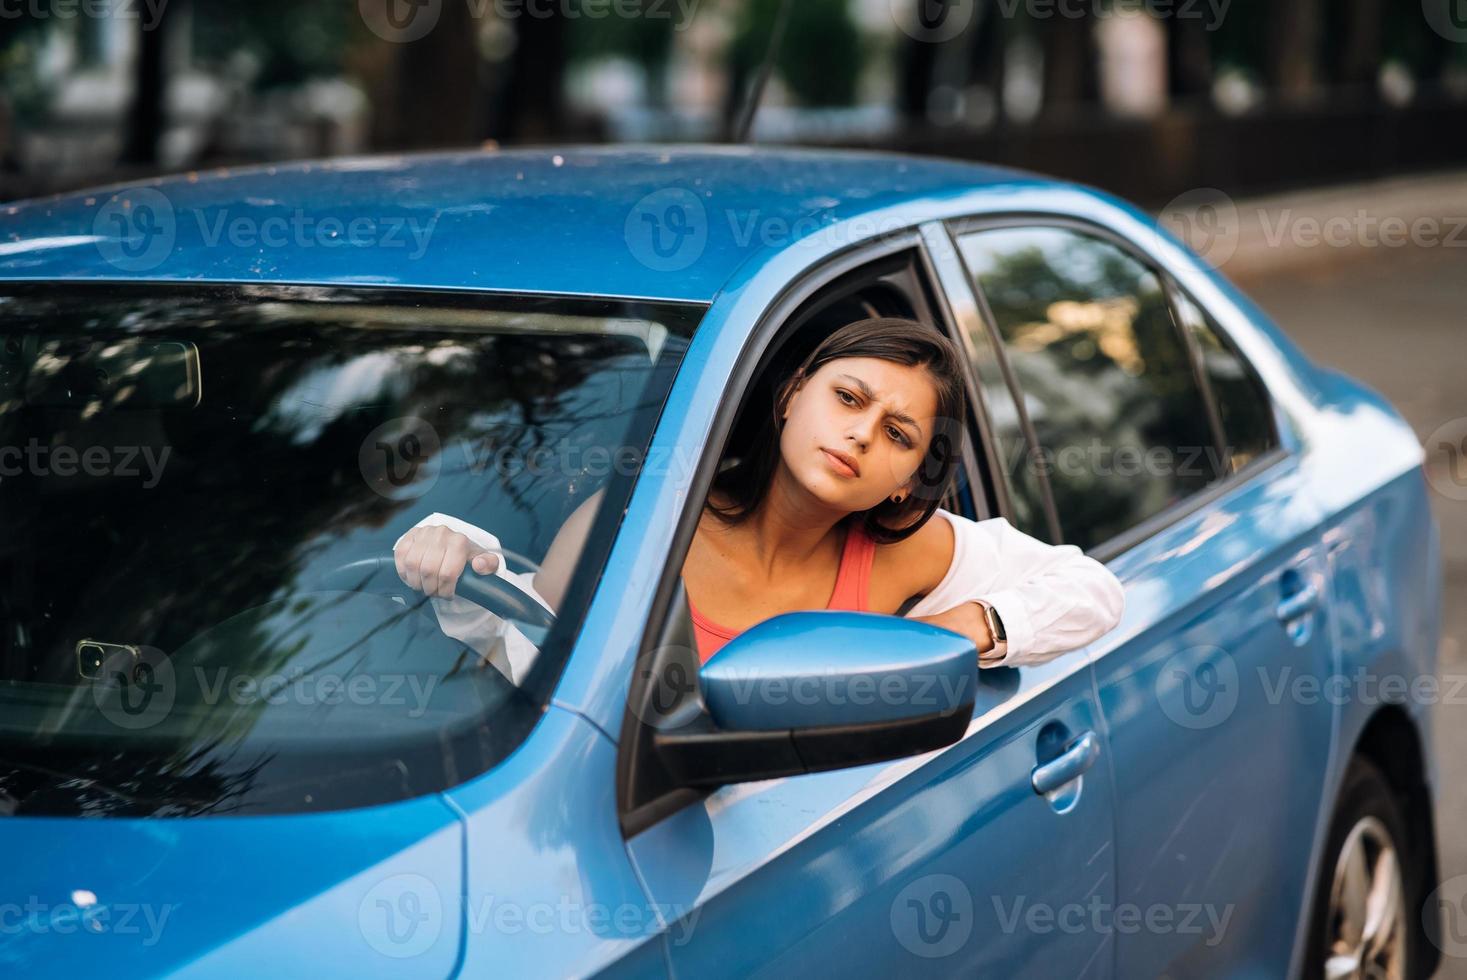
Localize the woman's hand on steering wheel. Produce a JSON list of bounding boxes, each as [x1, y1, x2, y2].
[[395, 524, 501, 599]]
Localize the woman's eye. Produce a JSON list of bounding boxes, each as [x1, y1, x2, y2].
[[887, 427, 910, 447], [836, 389, 856, 405]]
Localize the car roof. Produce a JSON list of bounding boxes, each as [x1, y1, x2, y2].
[[0, 146, 1052, 303]]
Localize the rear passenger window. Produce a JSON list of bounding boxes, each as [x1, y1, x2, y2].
[[1171, 290, 1279, 474], [958, 226, 1222, 551]]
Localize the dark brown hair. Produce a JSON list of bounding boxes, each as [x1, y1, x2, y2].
[[706, 317, 967, 544]]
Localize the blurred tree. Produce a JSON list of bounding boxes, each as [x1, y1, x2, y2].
[[1338, 0, 1383, 90], [122, 0, 188, 165], [192, 0, 352, 88], [1318, 0, 1383, 93], [897, 0, 940, 124], [568, 1, 680, 107], [396, 0, 486, 146], [724, 0, 862, 135], [1390, 0, 1464, 90], [1165, 11, 1213, 101], [1040, 4, 1097, 113], [489, 7, 569, 142], [967, 3, 1010, 125], [0, 9, 50, 166], [1206, 0, 1269, 94], [1266, 0, 1321, 102]]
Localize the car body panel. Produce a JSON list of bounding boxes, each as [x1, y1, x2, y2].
[[0, 147, 1034, 303], [628, 660, 1115, 977], [442, 706, 667, 977], [0, 792, 464, 978], [1089, 453, 1336, 977]]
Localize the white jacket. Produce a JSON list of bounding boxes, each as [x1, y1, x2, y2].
[[904, 509, 1125, 668], [396, 508, 1125, 683]]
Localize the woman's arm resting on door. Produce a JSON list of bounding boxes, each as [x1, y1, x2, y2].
[[903, 509, 1125, 669]]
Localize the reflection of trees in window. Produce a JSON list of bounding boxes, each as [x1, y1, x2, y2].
[[1172, 290, 1278, 474], [962, 229, 1221, 551]]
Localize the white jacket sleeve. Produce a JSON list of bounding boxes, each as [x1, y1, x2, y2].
[[904, 509, 1125, 669], [393, 512, 553, 686]]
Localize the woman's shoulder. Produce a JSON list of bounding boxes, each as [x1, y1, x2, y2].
[[870, 508, 956, 600]]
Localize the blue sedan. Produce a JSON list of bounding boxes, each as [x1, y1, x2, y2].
[[0, 148, 1442, 978]]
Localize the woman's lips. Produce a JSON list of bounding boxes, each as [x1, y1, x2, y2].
[[821, 448, 860, 478]]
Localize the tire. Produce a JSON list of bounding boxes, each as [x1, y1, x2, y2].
[[1302, 755, 1426, 980]]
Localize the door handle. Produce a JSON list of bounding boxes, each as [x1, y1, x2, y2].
[[1031, 731, 1101, 796], [1276, 582, 1320, 623]]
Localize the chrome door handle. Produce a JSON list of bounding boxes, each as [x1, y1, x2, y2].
[[1031, 731, 1101, 796], [1276, 582, 1320, 623]]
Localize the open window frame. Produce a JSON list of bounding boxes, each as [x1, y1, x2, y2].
[[615, 232, 1001, 837]]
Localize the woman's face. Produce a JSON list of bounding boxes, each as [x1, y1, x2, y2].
[[779, 356, 941, 513]]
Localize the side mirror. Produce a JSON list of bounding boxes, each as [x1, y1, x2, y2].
[[651, 612, 977, 788]]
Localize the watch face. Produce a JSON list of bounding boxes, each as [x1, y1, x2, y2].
[[985, 605, 1006, 642]]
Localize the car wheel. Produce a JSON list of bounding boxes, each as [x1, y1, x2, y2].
[[1303, 756, 1423, 980]]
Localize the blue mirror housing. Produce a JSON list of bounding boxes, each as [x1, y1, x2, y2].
[[620, 604, 981, 835], [700, 611, 979, 732]]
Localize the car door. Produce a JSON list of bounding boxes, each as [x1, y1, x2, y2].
[[619, 241, 1117, 978], [949, 221, 1334, 978]]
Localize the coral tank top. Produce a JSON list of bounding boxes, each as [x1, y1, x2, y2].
[[686, 521, 877, 664]]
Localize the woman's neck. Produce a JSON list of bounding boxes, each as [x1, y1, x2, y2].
[[705, 470, 849, 581]]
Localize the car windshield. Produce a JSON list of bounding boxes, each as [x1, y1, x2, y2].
[[0, 284, 701, 816]]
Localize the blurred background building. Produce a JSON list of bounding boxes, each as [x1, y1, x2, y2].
[[2, 0, 1466, 204]]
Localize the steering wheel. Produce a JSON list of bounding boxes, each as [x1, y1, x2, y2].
[[312, 554, 556, 633]]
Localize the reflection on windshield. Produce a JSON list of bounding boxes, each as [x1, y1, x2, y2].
[[0, 286, 701, 816]]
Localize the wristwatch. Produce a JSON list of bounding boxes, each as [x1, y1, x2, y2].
[[973, 599, 1008, 666]]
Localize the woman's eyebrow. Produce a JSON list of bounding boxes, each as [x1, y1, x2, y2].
[[836, 374, 923, 436]]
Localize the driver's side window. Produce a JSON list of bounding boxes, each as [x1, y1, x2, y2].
[[670, 251, 979, 640]]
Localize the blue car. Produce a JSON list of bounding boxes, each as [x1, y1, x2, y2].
[[0, 148, 1442, 978]]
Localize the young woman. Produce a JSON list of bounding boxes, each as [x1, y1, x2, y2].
[[394, 318, 1124, 678]]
